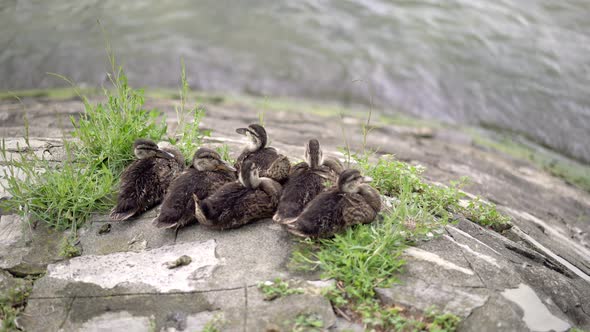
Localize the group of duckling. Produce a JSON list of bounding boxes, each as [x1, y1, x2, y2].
[[110, 124, 381, 238]]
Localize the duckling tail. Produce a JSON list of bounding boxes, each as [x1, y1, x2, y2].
[[283, 222, 310, 238], [277, 216, 298, 225], [274, 200, 302, 224], [109, 207, 138, 221], [152, 217, 177, 229], [192, 194, 208, 225]]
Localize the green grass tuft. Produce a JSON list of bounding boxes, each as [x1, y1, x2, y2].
[[292, 313, 324, 332], [257, 278, 304, 301], [1, 139, 116, 230], [168, 60, 209, 160], [0, 277, 33, 331], [59, 236, 81, 258], [73, 70, 167, 176], [1, 59, 209, 231], [292, 152, 510, 330], [200, 313, 225, 332], [215, 144, 236, 165]]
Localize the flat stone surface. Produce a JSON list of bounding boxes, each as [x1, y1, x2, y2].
[[0, 137, 66, 163], [458, 295, 529, 332], [401, 234, 485, 288], [383, 219, 590, 331], [0, 215, 65, 276], [79, 215, 176, 255], [76, 312, 152, 332], [176, 219, 301, 290], [23, 289, 245, 332], [376, 278, 490, 318], [0, 214, 24, 247], [445, 225, 523, 290], [45, 240, 219, 293], [246, 286, 337, 331], [0, 269, 19, 292]]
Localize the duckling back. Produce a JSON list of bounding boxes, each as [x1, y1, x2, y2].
[[285, 184, 380, 238], [235, 148, 290, 183], [154, 169, 236, 228], [274, 163, 326, 223], [198, 180, 281, 230], [285, 189, 346, 238], [110, 146, 183, 221]]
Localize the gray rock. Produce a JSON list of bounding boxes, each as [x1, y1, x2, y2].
[[246, 285, 336, 331], [76, 312, 153, 332], [42, 240, 219, 294], [24, 289, 246, 332], [376, 277, 489, 318], [329, 317, 365, 332], [175, 219, 301, 290], [79, 216, 176, 255], [0, 215, 65, 275], [0, 214, 23, 248], [5, 95, 590, 331], [458, 295, 530, 332], [0, 269, 18, 293], [401, 235, 485, 288]]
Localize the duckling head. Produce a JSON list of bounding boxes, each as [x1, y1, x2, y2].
[[192, 148, 236, 172], [338, 169, 373, 193], [236, 124, 268, 152], [304, 139, 323, 169], [238, 160, 261, 189], [133, 139, 174, 159]]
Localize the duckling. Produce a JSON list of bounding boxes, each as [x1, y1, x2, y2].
[[153, 148, 237, 229], [284, 169, 381, 238], [110, 139, 184, 221], [235, 124, 290, 183], [273, 139, 343, 223], [193, 160, 282, 230]]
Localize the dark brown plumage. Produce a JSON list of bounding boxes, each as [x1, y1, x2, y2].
[[193, 160, 282, 230], [110, 139, 184, 221], [152, 148, 237, 229], [234, 124, 290, 183], [284, 169, 381, 238], [273, 139, 343, 223]]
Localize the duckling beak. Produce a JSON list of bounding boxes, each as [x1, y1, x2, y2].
[[236, 128, 249, 135], [218, 161, 237, 172], [155, 150, 175, 159], [362, 176, 373, 183]]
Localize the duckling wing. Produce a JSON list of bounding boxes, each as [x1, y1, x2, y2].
[[200, 184, 275, 229], [199, 182, 247, 222], [321, 156, 344, 176], [265, 154, 291, 183], [154, 156, 183, 187], [226, 189, 277, 229], [236, 148, 284, 179], [111, 159, 161, 220], [285, 190, 346, 238], [154, 169, 203, 228], [289, 162, 309, 176], [342, 192, 378, 226], [275, 169, 324, 222]]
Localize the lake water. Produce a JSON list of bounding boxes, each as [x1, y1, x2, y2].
[[1, 0, 589, 162]]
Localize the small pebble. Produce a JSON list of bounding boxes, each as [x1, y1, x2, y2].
[[98, 223, 111, 235], [164, 255, 192, 269]]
